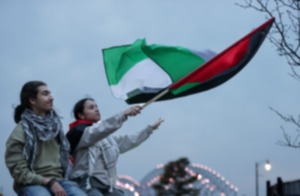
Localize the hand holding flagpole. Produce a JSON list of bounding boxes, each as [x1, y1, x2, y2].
[[123, 105, 142, 116]]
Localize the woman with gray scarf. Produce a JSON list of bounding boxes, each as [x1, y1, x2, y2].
[[5, 81, 86, 196]]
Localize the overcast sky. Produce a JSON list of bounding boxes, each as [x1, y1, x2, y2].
[[1, 1, 299, 196]]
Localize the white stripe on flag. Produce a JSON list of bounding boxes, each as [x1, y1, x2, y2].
[[110, 58, 172, 99]]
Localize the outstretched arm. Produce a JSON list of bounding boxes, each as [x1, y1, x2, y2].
[[114, 118, 164, 153], [76, 105, 143, 149]]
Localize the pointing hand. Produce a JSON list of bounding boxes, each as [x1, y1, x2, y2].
[[149, 118, 164, 131]]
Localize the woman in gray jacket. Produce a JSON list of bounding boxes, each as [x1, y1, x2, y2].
[[66, 98, 163, 196]]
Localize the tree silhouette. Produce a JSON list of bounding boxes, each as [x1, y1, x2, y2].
[[237, 0, 300, 148], [153, 157, 200, 196]]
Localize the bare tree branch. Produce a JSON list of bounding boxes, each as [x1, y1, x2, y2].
[[277, 126, 300, 148], [269, 107, 300, 148], [237, 0, 300, 149], [236, 0, 300, 78]]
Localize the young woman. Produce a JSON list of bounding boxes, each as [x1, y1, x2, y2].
[[5, 81, 86, 196], [66, 98, 164, 196]]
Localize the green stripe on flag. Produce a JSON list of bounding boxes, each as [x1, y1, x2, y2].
[[142, 42, 206, 83], [103, 39, 147, 85]]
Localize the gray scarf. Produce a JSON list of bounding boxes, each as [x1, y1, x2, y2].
[[21, 109, 70, 176]]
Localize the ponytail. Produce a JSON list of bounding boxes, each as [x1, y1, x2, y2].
[[14, 104, 26, 123]]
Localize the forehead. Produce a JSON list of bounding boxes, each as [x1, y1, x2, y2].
[[37, 85, 50, 93], [84, 100, 97, 107]]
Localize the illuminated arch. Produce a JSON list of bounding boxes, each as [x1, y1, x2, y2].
[[116, 175, 141, 196], [117, 162, 238, 196], [139, 163, 238, 195]]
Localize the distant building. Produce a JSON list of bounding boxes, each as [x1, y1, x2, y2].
[[267, 177, 300, 196]]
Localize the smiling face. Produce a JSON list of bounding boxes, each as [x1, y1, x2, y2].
[[30, 85, 53, 116], [78, 99, 101, 122]]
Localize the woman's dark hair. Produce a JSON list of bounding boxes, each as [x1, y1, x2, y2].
[[73, 98, 94, 120], [14, 81, 47, 123]]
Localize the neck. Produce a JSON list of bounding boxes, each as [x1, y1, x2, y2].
[[31, 108, 48, 116]]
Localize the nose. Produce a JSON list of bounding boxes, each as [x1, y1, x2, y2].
[[49, 94, 54, 101], [96, 109, 100, 115]]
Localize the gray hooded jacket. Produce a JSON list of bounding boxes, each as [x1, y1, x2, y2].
[[69, 112, 153, 191]]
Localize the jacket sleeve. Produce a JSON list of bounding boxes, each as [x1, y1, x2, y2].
[[114, 126, 153, 154], [77, 112, 127, 149], [5, 124, 44, 185]]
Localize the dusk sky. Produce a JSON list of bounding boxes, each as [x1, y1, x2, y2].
[[1, 1, 299, 196]]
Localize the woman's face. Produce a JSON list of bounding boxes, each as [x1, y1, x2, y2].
[[79, 100, 101, 122]]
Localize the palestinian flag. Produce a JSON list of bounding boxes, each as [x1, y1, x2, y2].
[[103, 17, 274, 104]]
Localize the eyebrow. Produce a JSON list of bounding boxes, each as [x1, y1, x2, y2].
[[40, 90, 51, 94]]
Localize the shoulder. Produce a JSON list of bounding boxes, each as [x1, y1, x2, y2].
[[67, 124, 92, 154], [7, 122, 25, 143], [66, 124, 92, 144], [67, 124, 90, 137], [13, 122, 24, 135]]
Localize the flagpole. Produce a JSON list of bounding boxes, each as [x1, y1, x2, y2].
[[141, 89, 169, 109]]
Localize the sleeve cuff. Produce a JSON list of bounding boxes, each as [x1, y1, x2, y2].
[[118, 112, 128, 122]]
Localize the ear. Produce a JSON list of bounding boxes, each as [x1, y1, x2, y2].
[[29, 98, 36, 106], [78, 113, 85, 120]]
